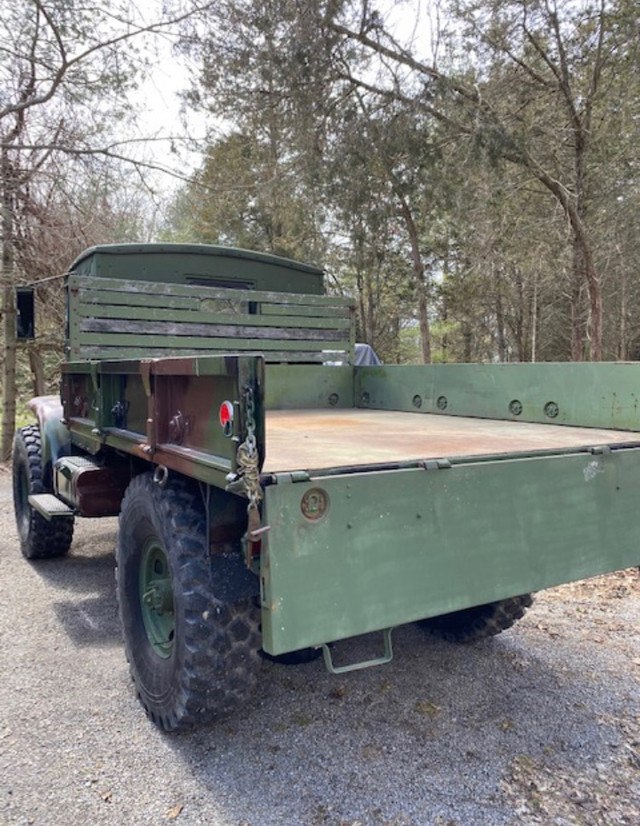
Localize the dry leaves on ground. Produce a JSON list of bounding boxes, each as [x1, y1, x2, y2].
[[544, 569, 640, 603]]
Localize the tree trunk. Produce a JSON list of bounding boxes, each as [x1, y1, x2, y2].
[[584, 255, 603, 362], [531, 271, 538, 363], [494, 266, 507, 361], [462, 323, 472, 362], [416, 283, 430, 364], [569, 258, 584, 361], [572, 119, 602, 362], [366, 271, 376, 350], [569, 230, 602, 361], [396, 194, 431, 363], [28, 346, 45, 396], [514, 266, 525, 362], [355, 267, 367, 343], [533, 168, 601, 361], [618, 267, 627, 361], [1, 147, 18, 461], [441, 297, 449, 362]]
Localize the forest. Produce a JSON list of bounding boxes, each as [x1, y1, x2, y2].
[[1, 0, 639, 458]]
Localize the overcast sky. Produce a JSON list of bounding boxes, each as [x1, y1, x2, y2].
[[129, 0, 433, 198]]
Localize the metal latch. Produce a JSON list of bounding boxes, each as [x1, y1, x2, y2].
[[273, 471, 312, 484], [420, 458, 452, 470]]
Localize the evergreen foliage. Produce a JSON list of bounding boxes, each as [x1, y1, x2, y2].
[[166, 0, 640, 364]]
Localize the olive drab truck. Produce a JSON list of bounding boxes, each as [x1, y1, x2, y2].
[[12, 243, 640, 731]]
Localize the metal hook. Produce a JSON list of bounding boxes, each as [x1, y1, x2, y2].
[[153, 465, 169, 488]]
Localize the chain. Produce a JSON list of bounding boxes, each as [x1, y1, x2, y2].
[[236, 385, 263, 541], [244, 384, 257, 459]]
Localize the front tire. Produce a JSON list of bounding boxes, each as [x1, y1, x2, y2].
[[116, 473, 261, 732], [12, 425, 74, 559], [420, 594, 533, 643]]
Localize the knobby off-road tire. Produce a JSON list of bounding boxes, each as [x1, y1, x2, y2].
[[12, 425, 74, 559], [421, 594, 534, 643], [116, 473, 261, 732]]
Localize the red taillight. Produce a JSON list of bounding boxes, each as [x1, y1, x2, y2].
[[219, 401, 234, 429]]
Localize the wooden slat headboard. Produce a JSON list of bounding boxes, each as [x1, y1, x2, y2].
[[67, 274, 355, 364]]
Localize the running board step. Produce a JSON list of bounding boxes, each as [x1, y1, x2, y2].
[[28, 493, 74, 520], [319, 628, 394, 674]]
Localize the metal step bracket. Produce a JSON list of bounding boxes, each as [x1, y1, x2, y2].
[[319, 627, 394, 675], [28, 493, 75, 520]]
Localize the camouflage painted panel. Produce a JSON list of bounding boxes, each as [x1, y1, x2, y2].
[[62, 354, 264, 489]]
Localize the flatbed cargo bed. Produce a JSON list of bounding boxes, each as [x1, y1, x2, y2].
[[263, 409, 637, 472], [15, 243, 640, 731]]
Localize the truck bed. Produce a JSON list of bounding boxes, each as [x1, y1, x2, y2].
[[263, 409, 637, 472]]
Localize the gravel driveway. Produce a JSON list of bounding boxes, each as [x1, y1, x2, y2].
[[1, 464, 638, 826]]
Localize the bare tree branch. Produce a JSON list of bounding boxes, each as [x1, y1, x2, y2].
[[0, 1, 218, 124]]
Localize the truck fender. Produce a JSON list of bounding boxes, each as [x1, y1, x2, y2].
[[26, 395, 71, 486]]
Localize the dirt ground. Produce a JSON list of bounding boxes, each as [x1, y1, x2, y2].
[[0, 462, 638, 826]]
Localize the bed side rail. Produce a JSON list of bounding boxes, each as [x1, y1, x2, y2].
[[356, 363, 640, 431]]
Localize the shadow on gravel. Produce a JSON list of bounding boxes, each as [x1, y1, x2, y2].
[[33, 528, 121, 648], [162, 622, 629, 826]]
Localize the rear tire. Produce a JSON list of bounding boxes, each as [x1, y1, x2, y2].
[[420, 594, 533, 643], [12, 425, 74, 559], [116, 473, 261, 732]]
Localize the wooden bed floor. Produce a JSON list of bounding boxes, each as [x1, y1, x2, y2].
[[263, 408, 638, 473]]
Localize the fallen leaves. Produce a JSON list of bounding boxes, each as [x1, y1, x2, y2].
[[499, 718, 516, 732], [504, 745, 640, 826], [329, 684, 347, 700], [543, 568, 640, 603], [413, 700, 441, 718]]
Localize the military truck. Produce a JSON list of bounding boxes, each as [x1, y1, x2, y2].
[[12, 243, 640, 731]]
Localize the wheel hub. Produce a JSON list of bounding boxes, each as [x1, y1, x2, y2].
[[139, 539, 175, 658], [142, 579, 173, 613]]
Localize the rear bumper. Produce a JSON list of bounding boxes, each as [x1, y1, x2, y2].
[[260, 445, 640, 655]]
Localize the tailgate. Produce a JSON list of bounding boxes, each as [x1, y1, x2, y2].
[[260, 445, 640, 655]]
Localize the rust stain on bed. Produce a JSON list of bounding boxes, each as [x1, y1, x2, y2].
[[262, 409, 636, 473]]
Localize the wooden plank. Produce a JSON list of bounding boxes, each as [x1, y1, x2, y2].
[[68, 274, 354, 364], [74, 290, 202, 311], [68, 274, 353, 308], [75, 302, 351, 331], [76, 290, 346, 317], [258, 304, 351, 319], [72, 346, 342, 362], [79, 318, 348, 342], [76, 332, 351, 351]]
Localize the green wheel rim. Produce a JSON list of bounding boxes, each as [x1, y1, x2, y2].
[[139, 537, 175, 659]]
